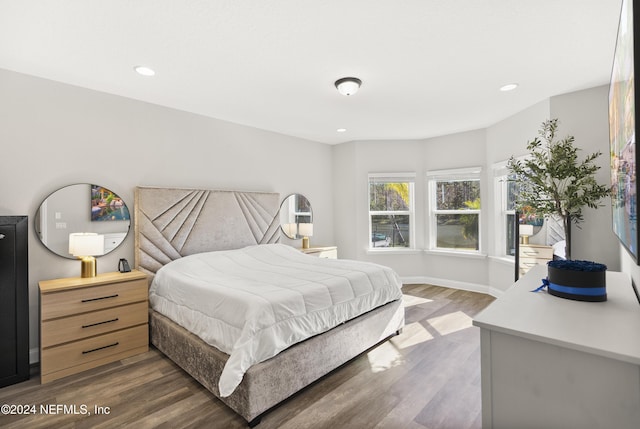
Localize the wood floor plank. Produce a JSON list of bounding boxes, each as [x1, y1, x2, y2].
[[0, 285, 493, 429]]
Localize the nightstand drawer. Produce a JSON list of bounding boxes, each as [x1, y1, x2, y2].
[[41, 301, 148, 348], [300, 246, 338, 259], [41, 278, 147, 320], [519, 257, 547, 269], [519, 245, 554, 259], [40, 324, 148, 377]]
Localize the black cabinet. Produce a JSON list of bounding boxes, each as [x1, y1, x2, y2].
[[0, 216, 29, 387]]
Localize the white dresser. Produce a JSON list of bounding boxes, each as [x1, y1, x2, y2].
[[473, 265, 640, 429]]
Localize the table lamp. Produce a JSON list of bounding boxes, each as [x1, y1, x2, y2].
[[69, 233, 104, 277], [519, 224, 534, 244], [298, 223, 313, 249]]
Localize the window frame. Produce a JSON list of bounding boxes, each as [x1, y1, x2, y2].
[[426, 167, 482, 254], [367, 173, 416, 251], [492, 160, 517, 259]]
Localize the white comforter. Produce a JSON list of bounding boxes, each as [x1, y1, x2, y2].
[[149, 243, 403, 397]]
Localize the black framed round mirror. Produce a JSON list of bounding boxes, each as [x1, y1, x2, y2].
[[279, 194, 312, 239], [34, 184, 131, 259]]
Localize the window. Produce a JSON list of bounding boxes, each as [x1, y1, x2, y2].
[[427, 167, 481, 252], [368, 173, 415, 249], [493, 162, 517, 258]]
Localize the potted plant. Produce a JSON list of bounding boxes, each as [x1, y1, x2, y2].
[[507, 119, 610, 260]]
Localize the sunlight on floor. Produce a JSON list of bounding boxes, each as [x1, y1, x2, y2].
[[426, 310, 473, 336], [367, 341, 404, 373], [402, 294, 432, 307], [366, 296, 474, 373], [392, 321, 434, 350]]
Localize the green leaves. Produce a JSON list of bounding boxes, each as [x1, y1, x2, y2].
[[507, 119, 610, 226]]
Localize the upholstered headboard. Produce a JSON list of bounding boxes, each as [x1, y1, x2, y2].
[[134, 186, 280, 280]]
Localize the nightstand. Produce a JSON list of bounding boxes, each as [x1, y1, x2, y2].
[[39, 270, 149, 384], [300, 246, 338, 259], [519, 244, 553, 276]]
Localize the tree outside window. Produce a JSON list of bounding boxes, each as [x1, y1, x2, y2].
[[368, 174, 414, 249], [428, 168, 482, 252]]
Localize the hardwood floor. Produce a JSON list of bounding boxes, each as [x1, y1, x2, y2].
[[0, 285, 494, 429]]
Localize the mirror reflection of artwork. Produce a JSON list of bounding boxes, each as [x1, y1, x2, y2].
[[91, 185, 131, 221], [35, 183, 131, 259]]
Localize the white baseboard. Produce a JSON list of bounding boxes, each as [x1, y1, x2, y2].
[[487, 287, 504, 298], [400, 276, 503, 298]]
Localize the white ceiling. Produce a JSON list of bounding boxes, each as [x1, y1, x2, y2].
[[0, 0, 624, 144]]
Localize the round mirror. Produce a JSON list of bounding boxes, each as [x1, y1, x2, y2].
[[34, 184, 131, 259], [279, 194, 312, 239]]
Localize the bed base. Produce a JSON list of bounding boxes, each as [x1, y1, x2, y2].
[[150, 299, 404, 426]]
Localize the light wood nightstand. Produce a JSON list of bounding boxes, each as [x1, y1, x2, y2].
[[519, 244, 553, 276], [300, 246, 338, 259], [39, 270, 149, 384]]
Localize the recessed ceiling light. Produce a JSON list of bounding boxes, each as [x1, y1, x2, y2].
[[337, 128, 347, 133], [500, 83, 518, 92], [134, 66, 155, 76]]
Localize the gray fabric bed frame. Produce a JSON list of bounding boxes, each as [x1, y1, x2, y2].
[[134, 186, 404, 426]]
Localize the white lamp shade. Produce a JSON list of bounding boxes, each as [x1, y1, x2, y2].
[[519, 224, 534, 236], [69, 232, 94, 255], [69, 233, 104, 256], [283, 223, 298, 237], [298, 223, 314, 237]]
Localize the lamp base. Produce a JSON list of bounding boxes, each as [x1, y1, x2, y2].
[[302, 236, 310, 249], [80, 256, 97, 278], [521, 236, 530, 245]]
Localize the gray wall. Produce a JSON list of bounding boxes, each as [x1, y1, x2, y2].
[[1, 66, 623, 362], [550, 86, 620, 270], [485, 99, 551, 291], [0, 68, 334, 360], [332, 131, 491, 291], [332, 85, 620, 295]]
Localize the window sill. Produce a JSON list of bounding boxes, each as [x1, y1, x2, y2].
[[423, 249, 487, 259], [488, 256, 515, 265], [366, 248, 422, 256]]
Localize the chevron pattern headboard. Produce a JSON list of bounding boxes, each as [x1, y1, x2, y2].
[[134, 186, 280, 280]]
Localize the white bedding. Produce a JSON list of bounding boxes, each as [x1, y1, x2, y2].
[[149, 243, 403, 397]]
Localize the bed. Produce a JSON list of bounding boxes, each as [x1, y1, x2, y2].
[[134, 186, 405, 426]]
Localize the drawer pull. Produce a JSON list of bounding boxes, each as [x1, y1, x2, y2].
[[82, 318, 119, 329], [82, 342, 119, 354], [81, 294, 119, 303]]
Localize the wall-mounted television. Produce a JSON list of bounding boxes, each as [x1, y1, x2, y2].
[[609, 0, 640, 263]]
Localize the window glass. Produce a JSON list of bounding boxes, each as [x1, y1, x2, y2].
[[494, 165, 517, 258], [435, 213, 479, 250], [368, 175, 414, 249], [428, 168, 481, 253], [435, 181, 480, 210]]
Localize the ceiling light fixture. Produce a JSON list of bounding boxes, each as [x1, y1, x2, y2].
[[335, 77, 362, 96], [337, 128, 347, 133], [134, 66, 155, 76], [500, 83, 518, 92]]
